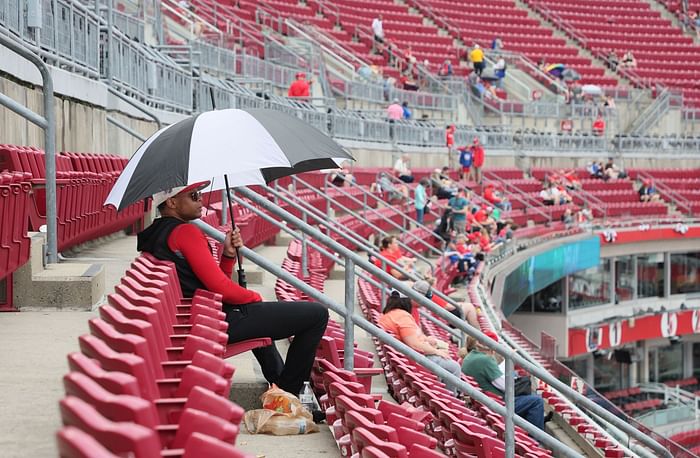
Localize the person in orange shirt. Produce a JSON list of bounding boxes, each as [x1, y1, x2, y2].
[[288, 72, 310, 98], [378, 290, 462, 393]]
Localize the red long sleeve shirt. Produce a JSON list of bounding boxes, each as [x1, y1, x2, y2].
[[167, 224, 262, 305]]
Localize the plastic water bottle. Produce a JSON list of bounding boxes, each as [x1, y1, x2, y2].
[[299, 381, 314, 413]]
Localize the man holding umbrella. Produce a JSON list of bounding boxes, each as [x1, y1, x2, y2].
[[106, 108, 354, 402], [137, 180, 329, 400]]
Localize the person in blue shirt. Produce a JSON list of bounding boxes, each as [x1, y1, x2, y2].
[[448, 188, 469, 234], [414, 178, 429, 224], [458, 146, 473, 182], [402, 101, 412, 120], [638, 179, 660, 202]]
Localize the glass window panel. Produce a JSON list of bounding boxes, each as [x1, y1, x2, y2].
[[637, 253, 664, 299], [569, 259, 610, 309], [615, 256, 634, 302], [594, 354, 625, 392], [671, 252, 700, 295], [657, 344, 683, 383]]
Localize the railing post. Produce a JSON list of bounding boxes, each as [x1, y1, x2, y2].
[[344, 256, 355, 371], [301, 212, 309, 277], [505, 356, 515, 458]]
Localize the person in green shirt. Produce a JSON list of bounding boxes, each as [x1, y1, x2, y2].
[[461, 333, 545, 430]]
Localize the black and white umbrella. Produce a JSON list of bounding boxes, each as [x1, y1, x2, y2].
[[105, 108, 353, 287], [105, 108, 353, 211]]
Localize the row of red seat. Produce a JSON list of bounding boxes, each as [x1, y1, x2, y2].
[[55, 252, 278, 456], [0, 145, 144, 251], [0, 172, 31, 285]]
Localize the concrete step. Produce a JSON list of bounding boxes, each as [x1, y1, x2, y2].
[[13, 232, 105, 311]]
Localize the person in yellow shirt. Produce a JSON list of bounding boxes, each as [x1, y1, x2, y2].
[[470, 44, 485, 76]]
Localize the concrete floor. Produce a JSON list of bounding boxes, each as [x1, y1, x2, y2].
[[0, 231, 358, 458]]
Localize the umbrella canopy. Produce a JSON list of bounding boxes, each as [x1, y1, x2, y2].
[[105, 109, 353, 211], [581, 84, 603, 95], [545, 63, 565, 73]]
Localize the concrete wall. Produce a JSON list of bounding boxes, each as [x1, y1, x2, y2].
[[0, 74, 157, 157], [509, 313, 568, 358]]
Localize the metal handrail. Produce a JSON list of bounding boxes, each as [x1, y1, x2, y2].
[[160, 0, 222, 42], [498, 321, 696, 457], [265, 183, 474, 316], [228, 186, 672, 457], [285, 19, 362, 75], [198, 215, 573, 455], [637, 171, 694, 216], [320, 175, 444, 257], [280, 177, 435, 273], [483, 174, 553, 225], [0, 32, 57, 263], [352, 24, 450, 94], [268, 183, 430, 279]]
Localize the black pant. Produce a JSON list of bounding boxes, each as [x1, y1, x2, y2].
[[223, 301, 329, 395]]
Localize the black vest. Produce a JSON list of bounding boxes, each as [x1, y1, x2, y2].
[[138, 217, 207, 298]]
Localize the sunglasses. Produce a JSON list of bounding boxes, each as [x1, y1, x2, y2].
[[188, 191, 202, 201]]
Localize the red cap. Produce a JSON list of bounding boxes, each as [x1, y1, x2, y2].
[[473, 137, 480, 144], [483, 330, 499, 342], [296, 72, 306, 78]]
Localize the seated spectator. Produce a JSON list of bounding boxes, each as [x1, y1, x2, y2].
[[378, 290, 462, 394], [549, 185, 572, 205], [138, 182, 328, 397], [446, 234, 477, 279], [431, 168, 458, 199], [402, 101, 412, 120], [559, 169, 581, 190], [373, 235, 414, 280], [438, 59, 454, 77], [638, 179, 660, 202], [461, 334, 547, 430], [577, 206, 594, 227], [393, 153, 414, 183], [372, 172, 409, 201], [288, 72, 310, 98], [414, 279, 479, 328], [483, 183, 511, 211], [494, 220, 516, 244], [604, 157, 626, 180], [592, 115, 606, 136], [561, 208, 574, 228], [329, 163, 355, 187], [399, 74, 419, 91], [539, 186, 555, 206], [494, 57, 507, 89], [621, 51, 637, 68], [491, 36, 503, 52], [448, 188, 470, 234], [588, 161, 605, 179]]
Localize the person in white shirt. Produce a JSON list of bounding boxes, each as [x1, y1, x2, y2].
[[393, 154, 414, 183], [372, 15, 384, 43]]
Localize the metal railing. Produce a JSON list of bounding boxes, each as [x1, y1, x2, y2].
[[636, 171, 695, 216], [199, 185, 673, 457], [1, 0, 101, 77], [498, 322, 694, 457]]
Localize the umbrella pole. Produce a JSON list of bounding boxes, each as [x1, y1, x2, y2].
[[224, 174, 246, 288]]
